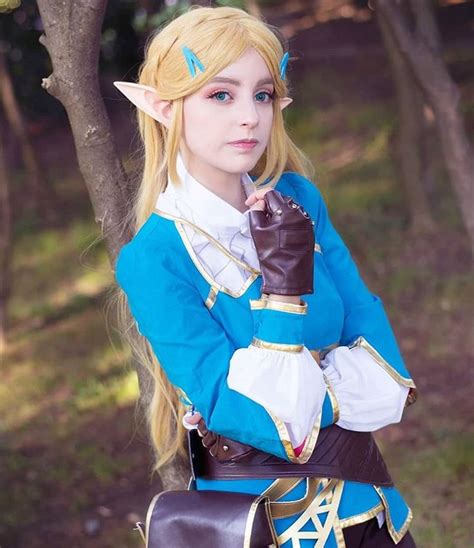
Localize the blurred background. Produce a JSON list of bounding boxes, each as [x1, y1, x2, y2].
[[0, 0, 472, 546]]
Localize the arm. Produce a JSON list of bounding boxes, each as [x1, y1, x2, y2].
[[115, 238, 336, 463], [227, 292, 337, 457], [292, 173, 417, 421]]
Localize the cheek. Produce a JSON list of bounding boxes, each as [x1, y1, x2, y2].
[[261, 107, 274, 138]]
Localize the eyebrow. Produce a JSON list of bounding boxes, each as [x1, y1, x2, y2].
[[207, 76, 274, 87]]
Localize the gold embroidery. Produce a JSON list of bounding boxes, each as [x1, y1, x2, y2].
[[251, 337, 304, 353], [339, 502, 384, 529], [374, 486, 414, 544], [205, 285, 218, 309], [264, 406, 322, 464], [155, 208, 260, 274], [269, 478, 321, 519], [243, 494, 278, 548], [262, 478, 305, 504], [173, 221, 260, 299], [249, 296, 267, 310], [249, 295, 308, 314], [276, 478, 344, 547], [348, 335, 418, 405], [154, 207, 265, 300], [324, 374, 340, 423], [332, 514, 346, 548]]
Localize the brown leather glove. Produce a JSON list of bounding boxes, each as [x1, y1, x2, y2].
[[248, 189, 315, 296]]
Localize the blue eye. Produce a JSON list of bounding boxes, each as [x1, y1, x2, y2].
[[256, 91, 273, 102], [209, 90, 231, 102], [208, 90, 274, 103]]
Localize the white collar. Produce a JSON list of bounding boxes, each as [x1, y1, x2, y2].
[[156, 151, 257, 236]]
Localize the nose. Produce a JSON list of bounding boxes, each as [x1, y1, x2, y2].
[[239, 96, 259, 128]]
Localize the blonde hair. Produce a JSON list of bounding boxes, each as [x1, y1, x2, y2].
[[114, 5, 313, 474]]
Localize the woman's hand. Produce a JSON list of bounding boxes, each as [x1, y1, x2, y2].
[[183, 411, 202, 429], [246, 188, 315, 296]]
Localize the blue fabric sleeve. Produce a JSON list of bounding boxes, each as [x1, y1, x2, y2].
[[115, 239, 305, 461], [288, 173, 417, 405]]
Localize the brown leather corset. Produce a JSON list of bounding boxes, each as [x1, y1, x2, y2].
[[189, 425, 393, 487]]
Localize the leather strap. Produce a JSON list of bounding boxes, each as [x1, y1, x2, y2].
[[189, 425, 394, 487]]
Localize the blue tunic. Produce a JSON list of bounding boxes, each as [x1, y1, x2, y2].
[[115, 171, 417, 546]]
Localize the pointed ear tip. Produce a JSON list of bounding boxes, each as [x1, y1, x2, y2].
[[113, 81, 128, 90]]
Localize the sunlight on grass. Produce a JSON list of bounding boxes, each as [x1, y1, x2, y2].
[[10, 218, 112, 325], [74, 369, 139, 412]]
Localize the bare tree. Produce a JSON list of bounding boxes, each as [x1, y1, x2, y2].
[[35, 0, 187, 492], [0, 49, 54, 221], [376, 0, 474, 249], [377, 1, 436, 234], [0, 124, 12, 355]]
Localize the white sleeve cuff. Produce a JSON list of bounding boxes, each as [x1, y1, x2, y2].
[[227, 345, 327, 447], [321, 345, 410, 431]]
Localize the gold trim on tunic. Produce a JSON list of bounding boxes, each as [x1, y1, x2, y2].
[[374, 486, 414, 544], [251, 337, 304, 353], [243, 494, 279, 548], [275, 478, 345, 547], [348, 335, 418, 405], [264, 406, 322, 464], [250, 296, 308, 314], [154, 208, 264, 299], [324, 374, 340, 424], [205, 285, 219, 309], [339, 502, 384, 529]]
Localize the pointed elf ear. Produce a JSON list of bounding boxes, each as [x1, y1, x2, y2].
[[113, 81, 171, 126], [279, 97, 293, 110]]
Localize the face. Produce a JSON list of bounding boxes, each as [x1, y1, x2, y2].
[[180, 47, 276, 180]]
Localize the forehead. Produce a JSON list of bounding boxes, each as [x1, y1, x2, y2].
[[207, 48, 273, 86]]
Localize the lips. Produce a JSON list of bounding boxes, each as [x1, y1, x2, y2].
[[229, 139, 258, 144]]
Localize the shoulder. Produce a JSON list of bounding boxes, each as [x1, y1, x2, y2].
[[114, 212, 187, 292]]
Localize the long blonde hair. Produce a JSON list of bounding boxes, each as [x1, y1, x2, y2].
[[115, 5, 313, 474]]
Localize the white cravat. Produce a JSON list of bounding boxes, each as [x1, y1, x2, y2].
[[156, 151, 260, 293]]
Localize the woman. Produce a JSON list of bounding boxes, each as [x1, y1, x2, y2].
[[113, 5, 418, 546]]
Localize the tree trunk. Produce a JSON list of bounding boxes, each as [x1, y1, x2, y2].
[[412, 0, 443, 202], [376, 0, 474, 250], [0, 131, 12, 355], [0, 49, 55, 222], [35, 0, 182, 489], [377, 1, 435, 234]]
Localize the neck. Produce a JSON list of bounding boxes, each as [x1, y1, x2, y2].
[[179, 149, 248, 213]]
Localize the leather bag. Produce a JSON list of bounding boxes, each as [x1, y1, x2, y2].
[[133, 431, 278, 547], [135, 489, 278, 548]]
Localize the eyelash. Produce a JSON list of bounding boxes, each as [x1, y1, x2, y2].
[[207, 89, 275, 103]]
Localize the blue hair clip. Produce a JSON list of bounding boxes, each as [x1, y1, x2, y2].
[[182, 46, 205, 78], [279, 51, 290, 80]]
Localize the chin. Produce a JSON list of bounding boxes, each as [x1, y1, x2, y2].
[[226, 151, 262, 171]]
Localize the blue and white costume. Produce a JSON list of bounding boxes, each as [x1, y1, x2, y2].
[[115, 152, 417, 546]]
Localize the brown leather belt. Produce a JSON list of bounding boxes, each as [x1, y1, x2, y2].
[[189, 424, 393, 487]]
